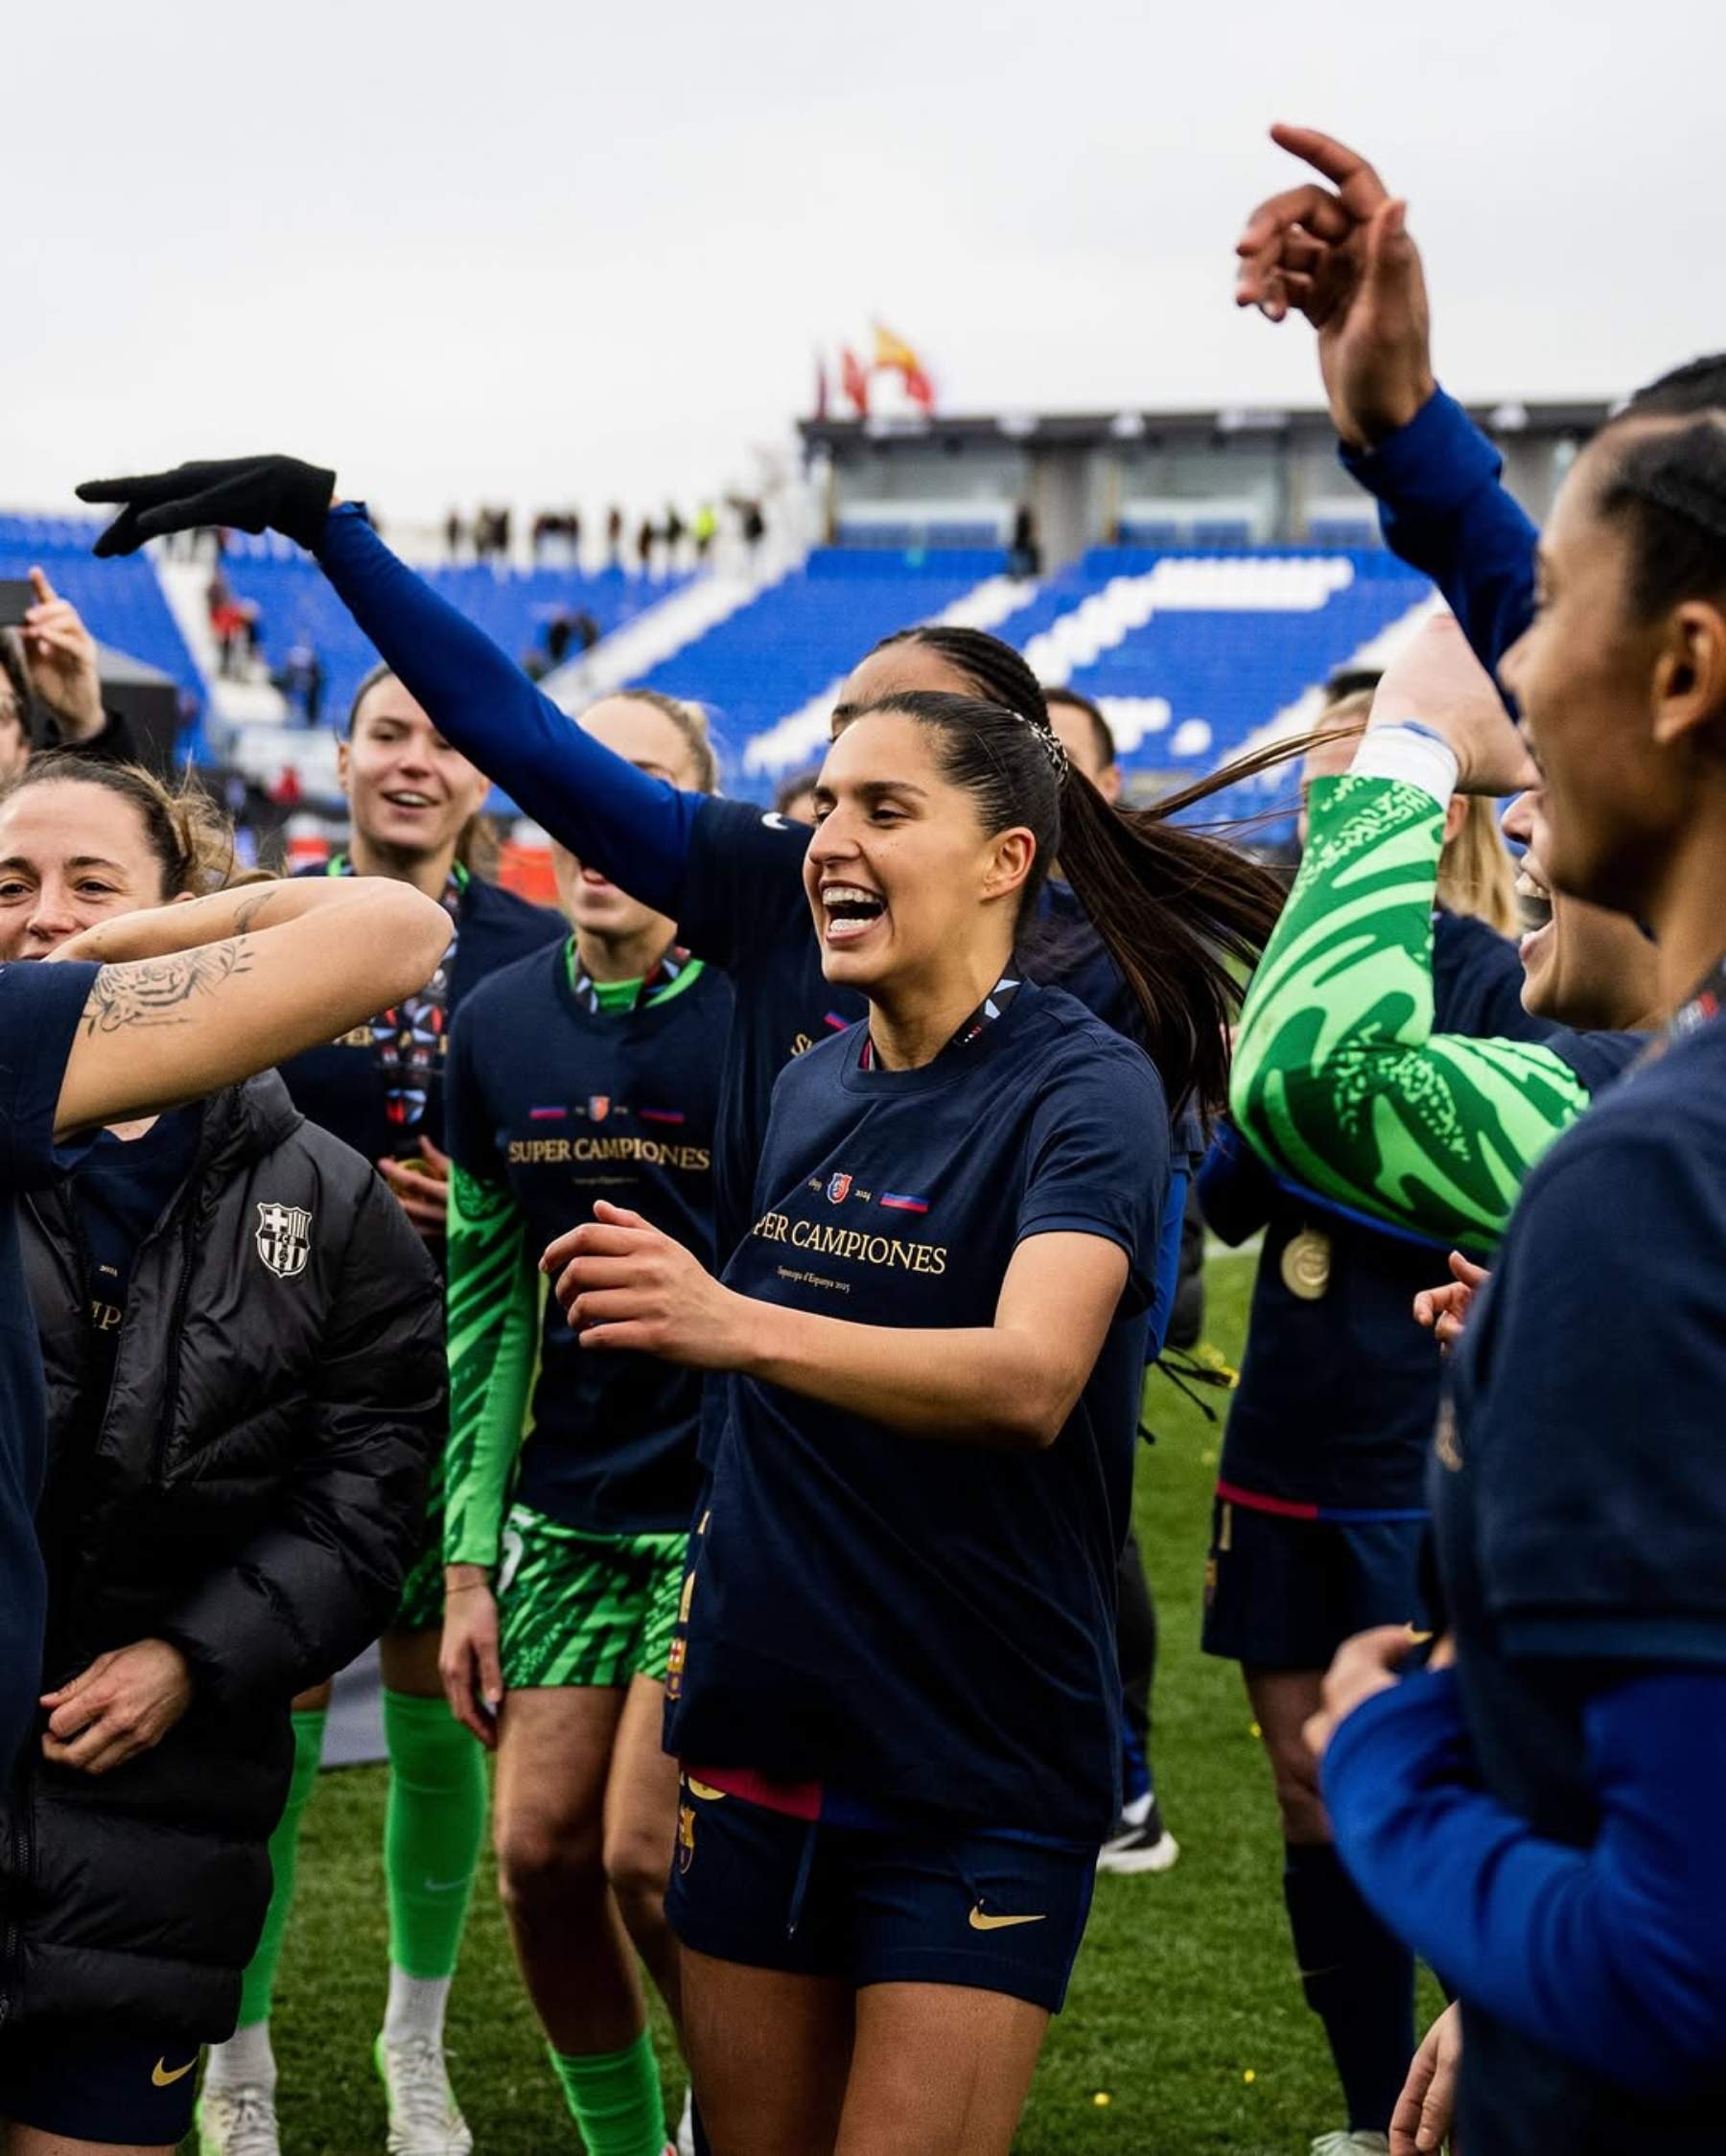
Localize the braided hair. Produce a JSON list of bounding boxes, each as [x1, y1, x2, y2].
[[1596, 415, 1726, 619], [869, 625, 1050, 728], [1624, 352, 1726, 422]]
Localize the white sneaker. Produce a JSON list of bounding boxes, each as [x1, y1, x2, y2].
[[677, 2086, 697, 2156], [197, 2083, 282, 2156], [374, 2033, 474, 2156], [1095, 1795, 1180, 1875], [1311, 2134, 1390, 2155]]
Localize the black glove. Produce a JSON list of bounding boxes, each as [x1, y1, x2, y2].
[[77, 457, 338, 558]]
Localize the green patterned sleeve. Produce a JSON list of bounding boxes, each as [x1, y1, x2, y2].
[[1228, 772, 1592, 1253], [443, 1161, 539, 1570]]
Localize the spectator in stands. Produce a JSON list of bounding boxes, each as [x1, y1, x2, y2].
[[738, 497, 766, 559], [1009, 504, 1042, 579], [445, 510, 464, 561], [605, 505, 624, 568], [664, 504, 687, 570], [0, 571, 148, 769], [280, 639, 326, 728], [693, 502, 717, 561], [206, 568, 261, 682], [772, 766, 821, 825], [635, 516, 656, 578]]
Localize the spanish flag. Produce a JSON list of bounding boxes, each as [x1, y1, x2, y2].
[[874, 323, 935, 411], [841, 347, 872, 419]]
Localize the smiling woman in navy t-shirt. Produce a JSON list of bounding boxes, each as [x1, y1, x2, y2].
[[538, 686, 1260, 2155]]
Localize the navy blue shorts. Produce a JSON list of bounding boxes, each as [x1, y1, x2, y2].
[[1201, 1494, 1428, 1670], [0, 2018, 200, 2144], [665, 1776, 1096, 2012]]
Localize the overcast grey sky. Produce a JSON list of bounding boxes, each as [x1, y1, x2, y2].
[[11, 0, 1718, 524]]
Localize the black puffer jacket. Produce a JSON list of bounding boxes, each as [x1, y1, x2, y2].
[[9, 1071, 441, 2043]]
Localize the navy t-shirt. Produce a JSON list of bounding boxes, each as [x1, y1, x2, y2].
[[446, 944, 730, 1535], [0, 959, 102, 1775], [73, 1109, 202, 1382], [1433, 1012, 1726, 2149], [665, 982, 1169, 1841], [677, 803, 1184, 1267], [278, 867, 564, 1168], [1212, 911, 1556, 1512], [676, 799, 865, 1269]]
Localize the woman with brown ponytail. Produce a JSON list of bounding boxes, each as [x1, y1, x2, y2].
[[517, 684, 1272, 2153]]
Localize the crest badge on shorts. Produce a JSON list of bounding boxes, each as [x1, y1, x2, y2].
[[255, 1202, 313, 1279]]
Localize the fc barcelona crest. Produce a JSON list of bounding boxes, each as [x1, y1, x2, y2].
[[589, 1095, 611, 1123], [826, 1173, 852, 1205], [255, 1203, 313, 1280]]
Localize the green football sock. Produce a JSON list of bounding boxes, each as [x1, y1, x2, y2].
[[548, 2031, 667, 2156], [382, 1688, 487, 1980], [235, 1706, 326, 2027]]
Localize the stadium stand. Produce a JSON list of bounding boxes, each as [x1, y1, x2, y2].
[[626, 541, 1431, 786], [1017, 547, 1429, 769], [216, 533, 689, 727], [636, 546, 1011, 766], [0, 509, 1430, 819]]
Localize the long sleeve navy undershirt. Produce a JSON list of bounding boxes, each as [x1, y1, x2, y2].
[[315, 503, 698, 916], [1341, 388, 1538, 693], [1323, 1665, 1726, 2098]]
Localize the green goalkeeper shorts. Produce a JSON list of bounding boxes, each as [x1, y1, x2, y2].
[[496, 1504, 688, 1692]]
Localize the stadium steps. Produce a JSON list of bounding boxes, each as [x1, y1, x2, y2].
[[1021, 555, 1359, 687], [544, 566, 766, 715], [157, 559, 287, 730]]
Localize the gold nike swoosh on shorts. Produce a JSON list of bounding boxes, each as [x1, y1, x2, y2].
[[152, 2057, 198, 2087], [968, 1905, 1047, 1931]]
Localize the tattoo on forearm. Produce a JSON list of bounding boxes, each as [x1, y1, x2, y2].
[[228, 887, 275, 937], [81, 937, 254, 1033]]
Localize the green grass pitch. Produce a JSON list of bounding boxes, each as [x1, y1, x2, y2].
[[242, 1253, 1436, 2152]]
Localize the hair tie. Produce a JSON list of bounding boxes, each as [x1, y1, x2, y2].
[[1013, 710, 1069, 783]]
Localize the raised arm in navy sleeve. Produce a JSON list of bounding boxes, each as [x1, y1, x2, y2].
[[314, 504, 695, 915], [1341, 390, 1538, 694], [1323, 1665, 1726, 2099]]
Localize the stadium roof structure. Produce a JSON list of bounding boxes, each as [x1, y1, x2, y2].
[[801, 397, 1615, 454]]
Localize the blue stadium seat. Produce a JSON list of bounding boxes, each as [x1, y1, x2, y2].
[[216, 547, 690, 730], [638, 546, 1009, 772], [713, 544, 1432, 798]]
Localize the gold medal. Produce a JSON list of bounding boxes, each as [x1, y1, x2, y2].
[[1280, 1228, 1332, 1301]]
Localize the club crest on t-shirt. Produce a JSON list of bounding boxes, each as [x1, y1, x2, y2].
[[826, 1172, 852, 1204]]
